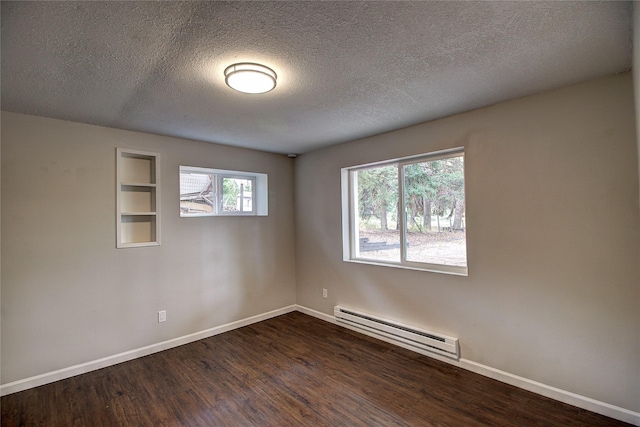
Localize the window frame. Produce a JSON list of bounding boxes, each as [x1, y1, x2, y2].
[[342, 147, 467, 276], [179, 166, 268, 217]]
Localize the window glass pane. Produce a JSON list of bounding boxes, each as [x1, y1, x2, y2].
[[221, 177, 253, 213], [403, 156, 466, 267], [180, 173, 214, 215], [355, 165, 400, 263]]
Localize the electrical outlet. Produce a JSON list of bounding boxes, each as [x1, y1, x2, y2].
[[158, 310, 167, 323], [322, 288, 328, 298]]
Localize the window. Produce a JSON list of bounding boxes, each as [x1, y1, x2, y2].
[[180, 166, 268, 216], [342, 148, 467, 275]]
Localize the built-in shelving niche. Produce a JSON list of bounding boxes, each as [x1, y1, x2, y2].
[[116, 148, 160, 248]]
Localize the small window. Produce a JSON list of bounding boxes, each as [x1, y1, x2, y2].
[[342, 148, 467, 275], [180, 166, 267, 217]]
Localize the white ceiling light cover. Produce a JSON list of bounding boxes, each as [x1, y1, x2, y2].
[[224, 63, 277, 94]]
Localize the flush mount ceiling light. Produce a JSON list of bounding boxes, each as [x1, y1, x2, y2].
[[224, 62, 277, 94]]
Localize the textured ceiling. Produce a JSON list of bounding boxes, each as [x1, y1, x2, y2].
[[1, 1, 633, 154]]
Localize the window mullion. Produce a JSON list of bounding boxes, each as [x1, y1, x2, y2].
[[214, 175, 221, 215], [251, 177, 257, 214], [398, 164, 407, 263], [349, 170, 358, 259]]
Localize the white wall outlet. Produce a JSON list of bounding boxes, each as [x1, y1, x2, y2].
[[322, 288, 328, 298], [158, 310, 167, 323]]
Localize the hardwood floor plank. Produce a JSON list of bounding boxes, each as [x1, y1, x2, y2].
[[1, 312, 632, 426]]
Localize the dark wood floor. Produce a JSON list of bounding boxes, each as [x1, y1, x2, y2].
[[1, 311, 632, 426]]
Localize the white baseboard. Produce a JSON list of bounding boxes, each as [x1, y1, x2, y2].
[[0, 305, 296, 397], [296, 304, 640, 426], [295, 304, 337, 324], [457, 359, 640, 426]]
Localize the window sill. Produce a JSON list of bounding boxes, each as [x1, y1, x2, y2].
[[344, 258, 468, 276]]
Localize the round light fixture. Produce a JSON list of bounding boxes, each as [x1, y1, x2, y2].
[[224, 62, 277, 94]]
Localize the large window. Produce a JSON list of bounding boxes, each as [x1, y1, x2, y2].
[[342, 148, 467, 275], [180, 166, 268, 217]]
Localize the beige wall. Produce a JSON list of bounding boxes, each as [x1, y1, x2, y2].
[[635, 3, 640, 206], [294, 73, 640, 412], [0, 113, 296, 383]]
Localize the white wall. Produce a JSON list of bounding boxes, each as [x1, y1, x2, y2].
[[294, 73, 640, 412], [1, 113, 296, 384]]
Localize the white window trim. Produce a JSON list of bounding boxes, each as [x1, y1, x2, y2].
[[215, 173, 257, 216], [180, 166, 268, 217], [341, 147, 468, 276]]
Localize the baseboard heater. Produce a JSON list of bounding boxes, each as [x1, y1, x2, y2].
[[334, 306, 459, 359]]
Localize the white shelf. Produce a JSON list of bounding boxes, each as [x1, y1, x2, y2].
[[116, 148, 160, 248], [119, 242, 161, 249], [121, 182, 157, 188]]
